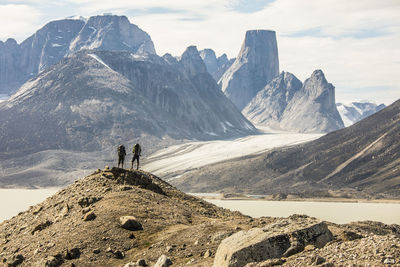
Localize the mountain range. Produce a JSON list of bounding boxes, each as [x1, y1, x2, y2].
[[243, 70, 344, 133], [173, 99, 400, 198], [337, 102, 386, 127], [0, 15, 155, 94]]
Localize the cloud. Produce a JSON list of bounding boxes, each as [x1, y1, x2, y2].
[[0, 4, 41, 41], [0, 0, 399, 104]]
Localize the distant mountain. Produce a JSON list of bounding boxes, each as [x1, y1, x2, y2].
[[0, 15, 155, 94], [219, 30, 279, 110], [199, 48, 235, 82], [0, 48, 255, 157], [337, 102, 386, 127], [243, 70, 344, 133], [173, 99, 400, 198]]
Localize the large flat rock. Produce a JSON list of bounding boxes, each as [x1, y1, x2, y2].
[[213, 217, 334, 267]]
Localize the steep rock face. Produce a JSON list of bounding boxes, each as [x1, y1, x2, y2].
[[0, 39, 23, 93], [199, 48, 235, 82], [279, 70, 343, 132], [243, 71, 302, 128], [179, 46, 208, 78], [337, 102, 386, 127], [69, 15, 155, 54], [0, 15, 155, 94], [19, 19, 86, 75], [219, 30, 279, 110], [0, 50, 255, 156], [243, 70, 343, 133]]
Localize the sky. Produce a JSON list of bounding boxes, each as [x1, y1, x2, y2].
[[0, 0, 399, 105]]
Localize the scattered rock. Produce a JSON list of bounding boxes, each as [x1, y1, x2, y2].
[[35, 255, 63, 267], [113, 250, 125, 259], [203, 249, 211, 258], [313, 255, 326, 265], [128, 233, 135, 239], [33, 206, 43, 215], [64, 248, 80, 260], [31, 220, 53, 235], [81, 207, 91, 214], [78, 196, 102, 208], [245, 258, 286, 267], [136, 258, 147, 266], [383, 257, 395, 264], [6, 254, 24, 267], [83, 211, 96, 221], [93, 249, 100, 254], [120, 186, 133, 191], [154, 255, 172, 267], [119, 216, 143, 231], [340, 230, 363, 241]]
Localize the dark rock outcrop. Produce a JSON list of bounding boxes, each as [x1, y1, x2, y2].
[[219, 30, 279, 110]]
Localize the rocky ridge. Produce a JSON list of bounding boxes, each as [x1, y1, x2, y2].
[[0, 15, 155, 94], [243, 70, 344, 133], [219, 30, 279, 110], [1, 168, 399, 266]]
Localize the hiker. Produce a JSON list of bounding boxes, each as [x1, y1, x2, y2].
[[117, 144, 126, 168], [131, 143, 142, 170]]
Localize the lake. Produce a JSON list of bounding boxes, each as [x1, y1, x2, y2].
[[0, 188, 59, 222], [207, 199, 400, 225], [0, 189, 399, 225]]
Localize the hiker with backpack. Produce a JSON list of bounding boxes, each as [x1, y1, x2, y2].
[[131, 143, 142, 170], [117, 144, 126, 168]]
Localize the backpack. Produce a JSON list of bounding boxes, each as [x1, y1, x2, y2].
[[133, 144, 141, 155], [118, 145, 126, 157]]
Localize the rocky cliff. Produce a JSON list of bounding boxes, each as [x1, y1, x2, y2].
[[199, 49, 235, 82], [337, 102, 386, 127], [1, 168, 399, 266], [0, 15, 155, 94], [244, 70, 344, 133], [242, 71, 302, 129], [174, 99, 400, 198], [219, 30, 279, 110]]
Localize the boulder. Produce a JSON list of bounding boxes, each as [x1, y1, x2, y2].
[[213, 221, 333, 267], [83, 211, 96, 221], [119, 216, 143, 231], [154, 255, 172, 267]]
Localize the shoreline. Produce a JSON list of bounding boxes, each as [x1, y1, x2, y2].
[[195, 195, 400, 204]]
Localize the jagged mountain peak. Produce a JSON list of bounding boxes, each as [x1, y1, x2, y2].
[[0, 15, 157, 94], [179, 46, 208, 77], [219, 29, 279, 110], [69, 15, 155, 54], [243, 69, 343, 133]]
